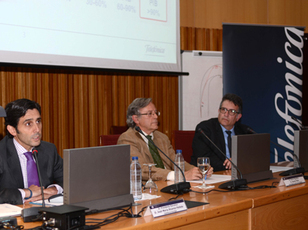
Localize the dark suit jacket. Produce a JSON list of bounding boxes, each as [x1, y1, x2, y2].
[[0, 136, 63, 204], [190, 118, 251, 172], [117, 128, 195, 181]]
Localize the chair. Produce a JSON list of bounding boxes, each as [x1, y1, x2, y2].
[[110, 125, 129, 134], [172, 130, 195, 163], [99, 134, 121, 146]]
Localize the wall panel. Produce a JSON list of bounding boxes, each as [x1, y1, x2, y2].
[[0, 67, 183, 157], [180, 0, 307, 32]]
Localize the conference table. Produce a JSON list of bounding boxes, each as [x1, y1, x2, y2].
[[17, 170, 308, 230]]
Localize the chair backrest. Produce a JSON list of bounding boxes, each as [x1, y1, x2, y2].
[[110, 125, 129, 134], [99, 134, 121, 146], [172, 130, 195, 163]]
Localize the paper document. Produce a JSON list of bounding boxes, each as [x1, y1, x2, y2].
[[188, 174, 231, 184], [30, 195, 63, 206], [270, 166, 294, 173], [0, 204, 22, 217]]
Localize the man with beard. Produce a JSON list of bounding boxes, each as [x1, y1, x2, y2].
[[0, 99, 63, 204]]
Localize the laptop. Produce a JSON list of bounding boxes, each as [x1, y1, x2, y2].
[[63, 144, 133, 211], [231, 133, 273, 183], [294, 129, 308, 171]]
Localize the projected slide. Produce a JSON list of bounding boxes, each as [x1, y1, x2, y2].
[[0, 0, 180, 72]]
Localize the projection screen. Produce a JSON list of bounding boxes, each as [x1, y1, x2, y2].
[[0, 0, 181, 73]]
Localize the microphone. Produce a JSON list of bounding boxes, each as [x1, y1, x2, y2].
[[32, 149, 45, 207], [246, 127, 256, 134], [291, 116, 308, 130], [135, 126, 191, 194], [247, 127, 305, 177], [22, 148, 45, 222], [272, 138, 305, 176], [198, 128, 247, 190]]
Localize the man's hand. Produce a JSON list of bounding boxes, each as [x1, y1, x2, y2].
[[184, 166, 214, 181], [184, 167, 202, 180], [43, 187, 58, 198], [206, 166, 213, 177], [25, 186, 58, 203], [23, 185, 42, 199], [223, 158, 232, 170]]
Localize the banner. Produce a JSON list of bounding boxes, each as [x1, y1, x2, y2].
[[223, 23, 305, 163]]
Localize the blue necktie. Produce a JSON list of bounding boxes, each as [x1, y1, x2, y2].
[[226, 131, 232, 157]]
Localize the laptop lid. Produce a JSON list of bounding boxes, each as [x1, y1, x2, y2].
[[231, 133, 273, 183], [294, 129, 308, 171], [63, 144, 133, 211]]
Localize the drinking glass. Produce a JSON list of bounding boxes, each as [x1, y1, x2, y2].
[[143, 163, 158, 195], [197, 157, 210, 189]]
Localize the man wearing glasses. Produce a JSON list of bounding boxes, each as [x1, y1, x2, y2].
[[190, 94, 253, 172], [118, 98, 213, 181]]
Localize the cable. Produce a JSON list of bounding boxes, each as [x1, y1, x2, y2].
[[190, 182, 278, 194], [0, 223, 24, 230], [84, 204, 148, 229], [168, 194, 181, 201]]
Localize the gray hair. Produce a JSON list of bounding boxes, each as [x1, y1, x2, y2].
[[126, 98, 152, 127], [219, 93, 243, 114]]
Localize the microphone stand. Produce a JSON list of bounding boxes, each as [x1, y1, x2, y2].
[[22, 149, 45, 222], [291, 116, 308, 130], [135, 126, 191, 194], [32, 150, 45, 207], [198, 128, 247, 190]]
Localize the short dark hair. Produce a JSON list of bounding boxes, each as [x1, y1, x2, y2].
[[5, 98, 41, 138], [126, 98, 152, 128], [219, 93, 243, 113]]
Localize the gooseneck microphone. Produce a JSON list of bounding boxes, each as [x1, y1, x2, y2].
[[32, 149, 45, 207], [291, 116, 308, 130], [198, 128, 247, 190], [135, 126, 191, 194], [22, 148, 46, 222]]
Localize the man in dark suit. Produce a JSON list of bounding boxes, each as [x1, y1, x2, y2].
[[0, 99, 63, 204], [190, 94, 252, 172]]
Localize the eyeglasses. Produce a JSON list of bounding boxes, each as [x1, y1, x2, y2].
[[219, 107, 239, 116], [138, 110, 160, 117]]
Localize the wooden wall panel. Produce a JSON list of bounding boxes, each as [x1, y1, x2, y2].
[[180, 27, 223, 51], [0, 67, 183, 157], [180, 0, 308, 33], [268, 0, 308, 28]]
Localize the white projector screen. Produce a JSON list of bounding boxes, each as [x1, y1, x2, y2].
[[0, 0, 181, 73]]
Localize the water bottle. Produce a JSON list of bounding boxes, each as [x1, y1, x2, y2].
[[130, 156, 142, 201], [174, 150, 185, 183]]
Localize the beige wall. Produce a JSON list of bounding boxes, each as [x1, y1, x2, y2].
[[180, 0, 308, 32]]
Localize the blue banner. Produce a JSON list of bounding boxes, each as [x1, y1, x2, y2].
[[223, 24, 305, 163]]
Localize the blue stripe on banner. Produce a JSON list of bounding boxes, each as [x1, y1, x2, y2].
[[223, 24, 305, 163]]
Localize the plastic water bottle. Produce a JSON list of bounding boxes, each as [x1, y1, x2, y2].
[[130, 156, 142, 201], [174, 150, 185, 183]]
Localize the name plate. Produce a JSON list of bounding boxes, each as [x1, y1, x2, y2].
[[279, 174, 306, 187], [144, 199, 187, 218]]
